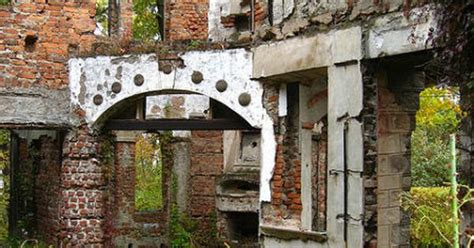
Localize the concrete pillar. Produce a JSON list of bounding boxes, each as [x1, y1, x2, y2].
[[327, 62, 364, 248]]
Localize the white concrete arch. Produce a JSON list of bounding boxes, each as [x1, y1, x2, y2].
[[68, 48, 276, 202]]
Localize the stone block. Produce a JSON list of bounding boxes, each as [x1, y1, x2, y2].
[[378, 207, 401, 225], [377, 225, 391, 248], [378, 175, 402, 190]]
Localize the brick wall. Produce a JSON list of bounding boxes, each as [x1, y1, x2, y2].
[[262, 83, 303, 226], [165, 0, 209, 41], [35, 136, 62, 245], [59, 126, 105, 246], [0, 0, 96, 89], [103, 138, 168, 247], [188, 131, 223, 241]]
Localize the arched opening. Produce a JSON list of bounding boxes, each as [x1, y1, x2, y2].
[[97, 91, 262, 247]]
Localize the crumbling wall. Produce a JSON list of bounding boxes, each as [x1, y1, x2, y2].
[[376, 68, 424, 247], [104, 134, 168, 247], [0, 0, 96, 89], [59, 126, 105, 246], [188, 131, 223, 241], [165, 0, 209, 41], [35, 136, 62, 245]]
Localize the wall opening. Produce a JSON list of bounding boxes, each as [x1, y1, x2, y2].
[[135, 133, 163, 212], [226, 212, 259, 245], [101, 92, 261, 247]]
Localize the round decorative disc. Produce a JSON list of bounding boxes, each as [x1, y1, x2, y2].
[[238, 93, 251, 106], [134, 74, 144, 86], [93, 95, 103, 105], [111, 82, 122, 93], [191, 71, 203, 84], [216, 80, 228, 92]]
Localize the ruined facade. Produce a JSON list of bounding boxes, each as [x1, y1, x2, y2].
[[0, 0, 473, 247]]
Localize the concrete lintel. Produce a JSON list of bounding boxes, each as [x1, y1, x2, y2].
[[366, 5, 437, 58], [0, 88, 71, 127], [252, 26, 362, 79]]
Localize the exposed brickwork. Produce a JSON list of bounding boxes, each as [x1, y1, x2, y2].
[[35, 136, 62, 245], [311, 119, 327, 231], [362, 62, 378, 246], [219, 0, 267, 30], [109, 0, 133, 40], [263, 84, 302, 226], [59, 126, 105, 246], [104, 138, 168, 247], [165, 0, 209, 41], [0, 0, 96, 89], [189, 130, 223, 217]]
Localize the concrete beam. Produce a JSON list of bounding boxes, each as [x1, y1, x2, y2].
[[0, 88, 71, 127]]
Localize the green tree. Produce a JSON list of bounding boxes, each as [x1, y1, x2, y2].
[[95, 0, 161, 40], [411, 87, 464, 187], [132, 0, 161, 41]]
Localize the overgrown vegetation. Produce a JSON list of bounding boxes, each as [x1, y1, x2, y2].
[[95, 0, 109, 36], [411, 87, 464, 187], [95, 0, 161, 41], [403, 187, 453, 247], [0, 129, 9, 243], [132, 0, 161, 41], [135, 134, 163, 211], [403, 186, 474, 247], [428, 1, 474, 92]]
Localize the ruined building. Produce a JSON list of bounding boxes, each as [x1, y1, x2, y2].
[[0, 0, 472, 247]]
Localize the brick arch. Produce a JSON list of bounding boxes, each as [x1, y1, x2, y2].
[[68, 48, 276, 201]]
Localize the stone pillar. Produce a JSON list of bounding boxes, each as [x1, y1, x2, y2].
[[59, 126, 105, 246], [376, 69, 424, 248], [172, 137, 191, 214]]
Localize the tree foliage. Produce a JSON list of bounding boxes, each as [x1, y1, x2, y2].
[[132, 0, 161, 41], [428, 1, 473, 98], [135, 134, 162, 211], [403, 187, 454, 247], [0, 129, 9, 243], [411, 87, 464, 187]]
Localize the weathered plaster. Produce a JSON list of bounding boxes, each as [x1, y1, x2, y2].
[[208, 0, 236, 42], [272, 0, 295, 25], [366, 5, 437, 58], [69, 48, 277, 202], [327, 62, 364, 248]]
